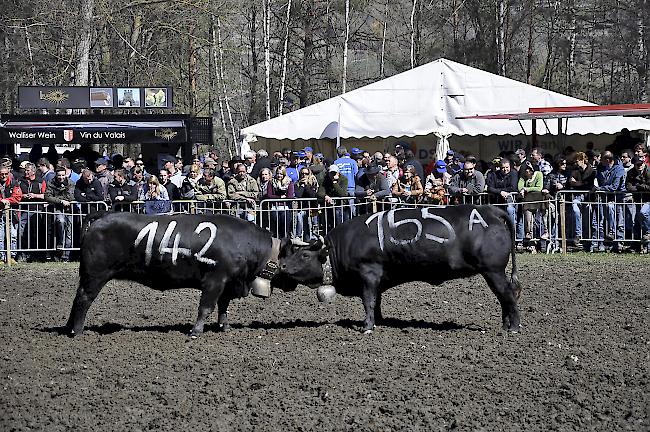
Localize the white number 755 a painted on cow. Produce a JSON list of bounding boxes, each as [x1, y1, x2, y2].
[[365, 208, 457, 251]]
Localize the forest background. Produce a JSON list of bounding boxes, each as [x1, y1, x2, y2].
[[1, 0, 648, 156]]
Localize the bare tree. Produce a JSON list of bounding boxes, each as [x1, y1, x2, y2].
[[262, 0, 271, 120], [278, 0, 292, 116], [410, 0, 417, 69], [342, 0, 350, 92], [75, 0, 95, 86], [380, 0, 389, 78]]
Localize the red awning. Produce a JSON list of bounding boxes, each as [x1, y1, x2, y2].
[[457, 103, 650, 120]]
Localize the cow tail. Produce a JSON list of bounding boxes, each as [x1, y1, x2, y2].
[[81, 210, 108, 244], [500, 210, 522, 300]]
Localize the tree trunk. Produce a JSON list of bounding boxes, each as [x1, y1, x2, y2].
[[211, 19, 230, 158], [496, 0, 506, 76], [278, 0, 292, 116], [188, 22, 197, 116], [526, 0, 534, 83], [636, 0, 648, 102], [263, 0, 271, 120], [567, 12, 577, 94], [75, 0, 94, 86], [380, 0, 389, 79], [410, 0, 417, 69], [24, 26, 37, 85], [217, 17, 237, 154], [342, 0, 350, 92], [248, 5, 260, 123], [299, 1, 314, 106]]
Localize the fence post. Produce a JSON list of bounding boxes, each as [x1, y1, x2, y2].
[[559, 194, 567, 255], [4, 208, 11, 265]]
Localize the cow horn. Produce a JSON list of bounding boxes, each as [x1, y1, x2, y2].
[[290, 237, 310, 247]]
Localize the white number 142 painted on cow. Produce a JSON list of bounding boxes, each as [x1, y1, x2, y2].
[[365, 208, 488, 251], [134, 221, 218, 266]]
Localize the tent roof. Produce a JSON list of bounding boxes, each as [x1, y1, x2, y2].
[[240, 58, 650, 141]]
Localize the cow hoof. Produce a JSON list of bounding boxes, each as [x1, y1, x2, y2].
[[363, 329, 374, 335], [218, 323, 230, 332]]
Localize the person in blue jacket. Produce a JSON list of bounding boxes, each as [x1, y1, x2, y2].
[[591, 151, 626, 252], [333, 146, 358, 196]]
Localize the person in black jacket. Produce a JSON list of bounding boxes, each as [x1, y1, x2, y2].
[[486, 159, 519, 228], [159, 168, 180, 200], [250, 149, 273, 180], [108, 169, 137, 212], [74, 169, 105, 203], [567, 152, 596, 246]]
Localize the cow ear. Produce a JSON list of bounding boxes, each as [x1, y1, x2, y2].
[[318, 246, 328, 263], [308, 238, 322, 251], [279, 237, 293, 257]]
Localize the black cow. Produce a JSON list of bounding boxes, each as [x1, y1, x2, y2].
[[66, 212, 298, 337], [278, 205, 521, 333]]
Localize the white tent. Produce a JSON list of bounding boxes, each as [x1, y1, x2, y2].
[[240, 58, 650, 158]]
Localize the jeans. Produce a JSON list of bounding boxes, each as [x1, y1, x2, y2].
[[235, 208, 256, 223], [294, 210, 317, 241], [640, 202, 650, 236], [572, 194, 585, 239], [0, 211, 17, 260], [53, 212, 72, 259], [591, 201, 624, 248]]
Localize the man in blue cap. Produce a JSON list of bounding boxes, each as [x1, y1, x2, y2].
[[303, 146, 314, 166]]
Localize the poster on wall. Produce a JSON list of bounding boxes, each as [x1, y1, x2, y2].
[[144, 87, 168, 108], [116, 88, 141, 108], [89, 88, 114, 107]]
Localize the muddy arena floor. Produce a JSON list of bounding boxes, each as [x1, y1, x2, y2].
[[0, 254, 648, 432]]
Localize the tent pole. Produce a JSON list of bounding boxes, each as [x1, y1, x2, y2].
[[531, 119, 537, 148]]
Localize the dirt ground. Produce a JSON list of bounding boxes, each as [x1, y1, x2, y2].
[[0, 254, 648, 432]]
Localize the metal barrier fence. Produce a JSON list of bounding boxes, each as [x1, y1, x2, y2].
[[1, 201, 109, 263], [2, 192, 649, 263]]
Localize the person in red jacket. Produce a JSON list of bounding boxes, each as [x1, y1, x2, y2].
[[0, 165, 23, 264]]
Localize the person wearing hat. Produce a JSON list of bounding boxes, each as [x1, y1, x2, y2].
[[93, 157, 113, 200], [355, 163, 390, 204], [317, 164, 350, 230], [424, 160, 451, 204], [162, 156, 185, 188], [303, 146, 314, 166], [444, 149, 455, 165], [447, 153, 465, 176], [350, 147, 364, 159]]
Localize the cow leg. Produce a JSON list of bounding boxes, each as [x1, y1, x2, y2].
[[359, 264, 383, 334], [217, 296, 231, 332], [482, 270, 520, 332], [65, 274, 111, 336], [190, 278, 226, 338], [375, 292, 384, 324]]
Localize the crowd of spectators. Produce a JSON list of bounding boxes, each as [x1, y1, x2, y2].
[[1, 131, 650, 263]]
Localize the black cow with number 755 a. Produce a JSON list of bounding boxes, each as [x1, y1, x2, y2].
[[65, 211, 302, 338], [277, 205, 522, 333]]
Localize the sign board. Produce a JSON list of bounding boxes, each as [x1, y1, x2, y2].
[[18, 86, 174, 109], [2, 126, 186, 144]]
